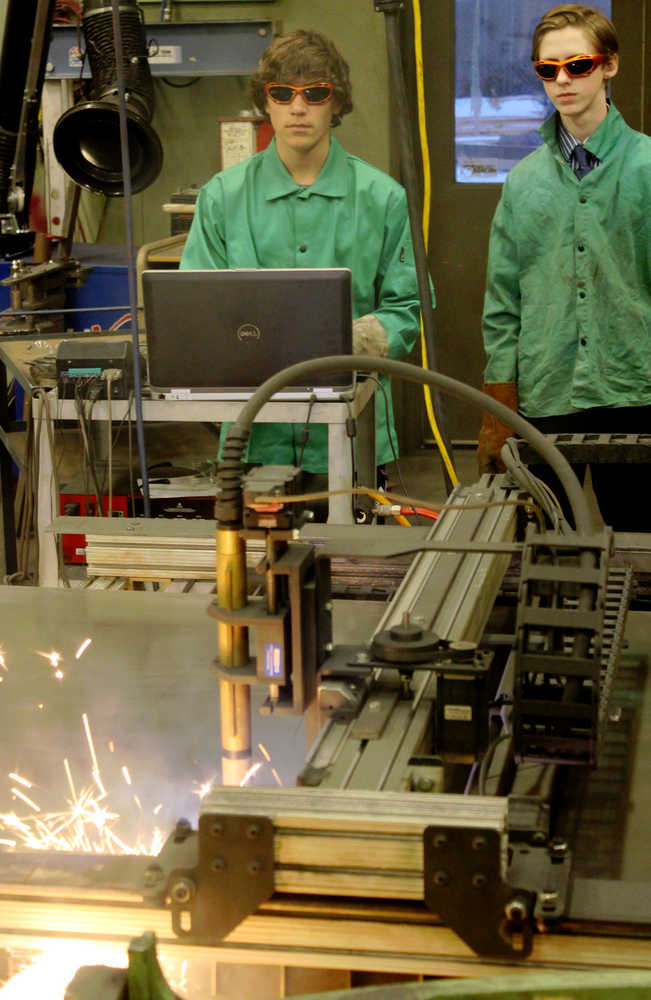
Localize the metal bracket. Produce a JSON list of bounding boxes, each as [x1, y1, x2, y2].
[[170, 813, 274, 942], [208, 542, 331, 714], [424, 825, 534, 958], [510, 838, 573, 923], [143, 814, 274, 943]]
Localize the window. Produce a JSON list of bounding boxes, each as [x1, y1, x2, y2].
[[454, 0, 612, 182]]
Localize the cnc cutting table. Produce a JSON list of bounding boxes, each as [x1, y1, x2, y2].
[[0, 585, 649, 988]]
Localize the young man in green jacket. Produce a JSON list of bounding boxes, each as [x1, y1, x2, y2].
[[478, 4, 650, 530], [181, 28, 421, 478]]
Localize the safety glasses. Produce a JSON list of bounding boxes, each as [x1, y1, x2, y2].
[[533, 53, 607, 81], [264, 82, 334, 105]]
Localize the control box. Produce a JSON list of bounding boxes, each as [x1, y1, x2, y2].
[[56, 339, 137, 399]]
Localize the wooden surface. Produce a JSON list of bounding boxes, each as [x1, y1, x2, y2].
[[0, 891, 649, 978]]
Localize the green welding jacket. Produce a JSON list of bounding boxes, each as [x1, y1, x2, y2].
[[179, 136, 423, 472], [482, 104, 651, 417]]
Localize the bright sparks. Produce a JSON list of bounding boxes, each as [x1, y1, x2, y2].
[[81, 713, 106, 797], [192, 775, 217, 800], [74, 638, 92, 659], [0, 941, 128, 999], [0, 720, 164, 856], [239, 761, 263, 786], [8, 773, 32, 789], [0, 940, 192, 998], [10, 788, 40, 812], [36, 650, 62, 669]]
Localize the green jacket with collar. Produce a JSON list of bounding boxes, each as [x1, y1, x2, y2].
[[180, 136, 423, 471], [482, 104, 651, 417]]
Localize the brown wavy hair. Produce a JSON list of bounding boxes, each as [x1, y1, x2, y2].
[[249, 29, 353, 128], [532, 4, 619, 61]]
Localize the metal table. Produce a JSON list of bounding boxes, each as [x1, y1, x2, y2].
[[0, 336, 376, 585]]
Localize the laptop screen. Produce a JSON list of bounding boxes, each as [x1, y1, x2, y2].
[[142, 268, 354, 396]]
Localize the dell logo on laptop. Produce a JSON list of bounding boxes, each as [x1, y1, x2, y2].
[[237, 323, 261, 342]]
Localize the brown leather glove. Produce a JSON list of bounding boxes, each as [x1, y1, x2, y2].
[[477, 381, 519, 474], [353, 314, 389, 357]]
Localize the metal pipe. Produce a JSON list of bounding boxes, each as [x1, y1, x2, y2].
[[216, 526, 251, 785], [110, 0, 150, 516]]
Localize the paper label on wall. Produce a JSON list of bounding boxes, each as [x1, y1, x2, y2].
[[149, 45, 182, 65], [220, 121, 257, 170]]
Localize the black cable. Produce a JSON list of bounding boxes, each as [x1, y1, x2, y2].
[[478, 733, 512, 795], [127, 393, 136, 515], [376, 4, 455, 494], [74, 381, 104, 512], [111, 390, 134, 450], [110, 0, 150, 516], [297, 394, 318, 467], [160, 77, 201, 88], [341, 394, 358, 488], [218, 355, 593, 534], [362, 372, 409, 495], [85, 378, 106, 494]]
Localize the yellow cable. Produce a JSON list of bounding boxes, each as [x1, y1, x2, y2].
[[412, 0, 458, 486]]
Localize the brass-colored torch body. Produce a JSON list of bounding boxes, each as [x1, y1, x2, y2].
[[217, 527, 251, 772]]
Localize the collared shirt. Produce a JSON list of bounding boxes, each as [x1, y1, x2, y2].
[[557, 117, 601, 177], [482, 103, 651, 417], [180, 137, 422, 471]]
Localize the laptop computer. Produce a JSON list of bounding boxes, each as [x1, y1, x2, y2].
[[142, 268, 355, 400]]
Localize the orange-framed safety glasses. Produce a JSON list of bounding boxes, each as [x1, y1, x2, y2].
[[533, 53, 608, 81], [264, 82, 335, 105]]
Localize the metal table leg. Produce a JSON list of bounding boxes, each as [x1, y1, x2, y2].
[[327, 421, 353, 524], [34, 393, 60, 587], [0, 359, 18, 580]]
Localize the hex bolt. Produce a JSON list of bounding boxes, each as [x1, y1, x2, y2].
[[416, 776, 434, 792], [246, 822, 261, 839], [143, 865, 163, 887], [540, 890, 559, 910], [504, 895, 529, 922], [173, 817, 193, 842], [472, 872, 487, 888], [248, 859, 263, 875], [433, 869, 450, 886], [210, 855, 226, 872], [433, 833, 448, 848], [531, 830, 547, 845], [551, 839, 568, 863], [472, 835, 486, 851], [170, 877, 196, 905]]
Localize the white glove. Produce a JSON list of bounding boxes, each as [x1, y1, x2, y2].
[[352, 314, 389, 357]]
